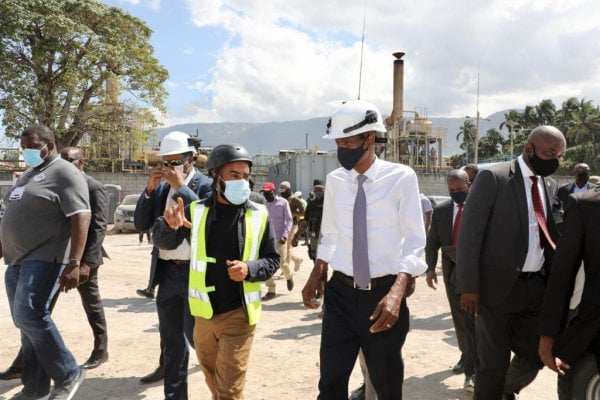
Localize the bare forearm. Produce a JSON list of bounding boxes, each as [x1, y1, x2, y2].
[[392, 272, 412, 297], [69, 212, 91, 261], [295, 221, 309, 238]]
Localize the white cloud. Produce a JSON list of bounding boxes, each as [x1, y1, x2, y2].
[[176, 0, 600, 123], [165, 80, 178, 89], [182, 47, 194, 55]]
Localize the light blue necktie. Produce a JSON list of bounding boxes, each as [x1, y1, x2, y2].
[[353, 175, 370, 289]]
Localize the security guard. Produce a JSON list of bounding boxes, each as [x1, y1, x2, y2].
[[153, 144, 279, 400]]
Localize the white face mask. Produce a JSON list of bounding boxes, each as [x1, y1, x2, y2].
[[174, 164, 185, 175]]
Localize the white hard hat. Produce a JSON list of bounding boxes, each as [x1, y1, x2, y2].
[[157, 131, 197, 156], [323, 99, 386, 140]]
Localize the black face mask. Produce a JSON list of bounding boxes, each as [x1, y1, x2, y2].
[[264, 192, 275, 202], [280, 190, 291, 199], [450, 191, 468, 204], [529, 146, 559, 177], [314, 191, 324, 201], [337, 139, 367, 170]]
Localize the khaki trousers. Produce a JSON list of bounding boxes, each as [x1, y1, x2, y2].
[[265, 241, 291, 293], [194, 308, 256, 400], [286, 224, 303, 269]]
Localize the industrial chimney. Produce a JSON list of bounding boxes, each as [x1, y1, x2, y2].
[[386, 52, 405, 126]]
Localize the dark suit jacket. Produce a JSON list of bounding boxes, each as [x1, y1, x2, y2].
[[557, 181, 597, 211], [540, 189, 600, 364], [134, 170, 212, 287], [455, 159, 560, 306], [81, 175, 109, 268], [425, 200, 454, 273]]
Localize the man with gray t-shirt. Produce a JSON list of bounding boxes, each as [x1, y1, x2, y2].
[[0, 125, 91, 400]]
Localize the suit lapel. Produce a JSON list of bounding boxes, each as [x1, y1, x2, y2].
[[511, 160, 529, 240]]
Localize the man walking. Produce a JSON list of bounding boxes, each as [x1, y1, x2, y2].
[[539, 186, 600, 399], [557, 163, 596, 210], [456, 126, 566, 399], [0, 125, 90, 399], [280, 181, 305, 272], [153, 143, 279, 400], [302, 100, 427, 400], [262, 181, 293, 300], [134, 131, 212, 399], [425, 169, 476, 391]]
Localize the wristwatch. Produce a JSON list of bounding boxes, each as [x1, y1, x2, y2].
[[68, 259, 80, 268]]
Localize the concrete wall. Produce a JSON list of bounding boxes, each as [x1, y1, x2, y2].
[[417, 173, 573, 196]]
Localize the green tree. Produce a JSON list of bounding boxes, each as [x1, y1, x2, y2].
[[478, 128, 505, 160], [0, 0, 168, 148], [456, 119, 476, 163]]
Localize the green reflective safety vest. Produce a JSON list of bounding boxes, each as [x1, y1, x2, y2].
[[188, 201, 268, 325]]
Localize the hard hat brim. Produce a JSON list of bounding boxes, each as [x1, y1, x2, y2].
[[157, 147, 197, 157]]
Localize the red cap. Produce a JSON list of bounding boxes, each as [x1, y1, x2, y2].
[[261, 182, 276, 192]]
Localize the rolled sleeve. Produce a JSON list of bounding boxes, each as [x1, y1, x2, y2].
[[396, 170, 427, 276]]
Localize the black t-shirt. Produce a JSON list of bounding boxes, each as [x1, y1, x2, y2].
[[206, 203, 244, 315]]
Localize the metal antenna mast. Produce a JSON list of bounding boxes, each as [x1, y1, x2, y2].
[[357, 2, 367, 99]]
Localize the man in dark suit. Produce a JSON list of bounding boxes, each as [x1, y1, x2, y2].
[[426, 169, 476, 392], [539, 187, 600, 399], [0, 146, 110, 381], [556, 163, 596, 217], [134, 131, 212, 399], [456, 126, 566, 400]]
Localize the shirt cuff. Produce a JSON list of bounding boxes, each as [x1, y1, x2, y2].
[[65, 209, 92, 217], [397, 255, 428, 277], [316, 244, 335, 263]]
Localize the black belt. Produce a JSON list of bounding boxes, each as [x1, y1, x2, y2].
[[332, 271, 396, 291], [162, 259, 190, 266], [519, 270, 544, 279]]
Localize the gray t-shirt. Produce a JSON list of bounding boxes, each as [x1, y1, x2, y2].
[[1, 156, 90, 265]]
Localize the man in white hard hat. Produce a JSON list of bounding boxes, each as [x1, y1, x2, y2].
[[134, 131, 212, 399], [302, 100, 427, 399]]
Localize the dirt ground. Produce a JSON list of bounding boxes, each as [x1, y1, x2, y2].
[[0, 232, 557, 400]]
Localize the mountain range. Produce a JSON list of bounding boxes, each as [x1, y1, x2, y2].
[[155, 110, 511, 157]]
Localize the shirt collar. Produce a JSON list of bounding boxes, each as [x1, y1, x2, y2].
[[183, 167, 196, 185], [348, 157, 382, 183], [517, 154, 538, 179], [454, 201, 466, 208]]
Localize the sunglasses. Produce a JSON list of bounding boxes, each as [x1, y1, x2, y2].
[[61, 156, 80, 163], [162, 157, 189, 167]]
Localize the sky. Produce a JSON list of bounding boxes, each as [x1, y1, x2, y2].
[[101, 0, 600, 127]]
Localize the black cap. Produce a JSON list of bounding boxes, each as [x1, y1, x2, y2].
[[207, 144, 252, 172], [313, 179, 324, 186]]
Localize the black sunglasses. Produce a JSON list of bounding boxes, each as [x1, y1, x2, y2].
[[162, 157, 190, 167], [61, 156, 80, 163]]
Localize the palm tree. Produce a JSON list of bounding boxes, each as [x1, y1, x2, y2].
[[456, 119, 476, 163], [535, 99, 557, 125]]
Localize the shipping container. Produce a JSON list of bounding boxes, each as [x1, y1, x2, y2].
[[268, 153, 339, 197]]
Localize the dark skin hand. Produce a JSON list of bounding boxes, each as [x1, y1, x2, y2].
[[226, 260, 249, 282], [164, 197, 192, 230], [292, 220, 309, 247], [162, 166, 185, 190], [426, 271, 438, 289], [460, 293, 480, 316], [369, 272, 410, 333], [60, 211, 91, 292], [539, 336, 571, 375], [79, 263, 91, 284], [302, 259, 328, 309], [145, 165, 163, 196]]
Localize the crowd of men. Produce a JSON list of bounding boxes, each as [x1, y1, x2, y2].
[[1, 97, 599, 400]]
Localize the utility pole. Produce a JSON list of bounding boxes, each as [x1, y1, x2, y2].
[[305, 133, 308, 150], [474, 70, 480, 164]]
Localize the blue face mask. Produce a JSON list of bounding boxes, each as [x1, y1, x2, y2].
[[222, 178, 251, 205], [22, 145, 47, 168]]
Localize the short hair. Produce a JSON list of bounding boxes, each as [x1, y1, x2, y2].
[[462, 163, 479, 174], [22, 124, 55, 144], [447, 169, 469, 184], [313, 179, 324, 186]]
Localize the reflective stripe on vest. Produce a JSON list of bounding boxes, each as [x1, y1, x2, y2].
[[188, 201, 268, 325]]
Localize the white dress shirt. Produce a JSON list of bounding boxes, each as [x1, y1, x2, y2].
[[159, 168, 196, 261], [573, 184, 589, 194], [317, 158, 427, 277], [517, 155, 548, 272]]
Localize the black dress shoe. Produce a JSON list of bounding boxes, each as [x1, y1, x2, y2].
[[0, 365, 23, 380], [452, 357, 464, 374], [287, 277, 294, 291], [136, 288, 155, 299], [81, 352, 109, 370], [140, 365, 164, 384], [349, 383, 366, 400]]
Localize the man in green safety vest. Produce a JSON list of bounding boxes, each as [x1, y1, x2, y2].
[[152, 143, 280, 400]]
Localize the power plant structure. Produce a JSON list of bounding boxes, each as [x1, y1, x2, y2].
[[383, 52, 446, 173]]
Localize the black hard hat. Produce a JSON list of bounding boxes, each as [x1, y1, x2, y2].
[[207, 144, 252, 172]]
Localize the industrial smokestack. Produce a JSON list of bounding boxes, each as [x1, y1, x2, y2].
[[387, 52, 405, 126]]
